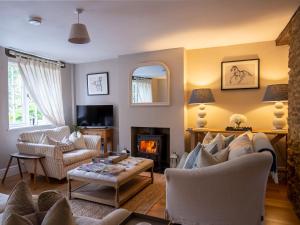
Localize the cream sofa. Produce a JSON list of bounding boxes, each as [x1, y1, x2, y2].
[[17, 126, 101, 180], [165, 133, 273, 225]]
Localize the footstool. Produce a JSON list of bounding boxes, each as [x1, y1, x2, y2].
[[67, 157, 154, 208]]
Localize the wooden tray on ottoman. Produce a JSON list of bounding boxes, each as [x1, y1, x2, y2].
[[67, 158, 154, 208]]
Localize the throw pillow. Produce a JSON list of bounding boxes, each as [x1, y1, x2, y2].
[[2, 181, 35, 223], [224, 135, 235, 147], [228, 134, 254, 160], [202, 132, 225, 152], [202, 132, 213, 145], [3, 214, 33, 225], [237, 131, 254, 141], [204, 142, 218, 154], [176, 152, 189, 169], [38, 191, 64, 212], [38, 134, 49, 145], [47, 136, 75, 153], [183, 142, 202, 169], [69, 132, 87, 149], [41, 198, 74, 225], [195, 147, 229, 168]]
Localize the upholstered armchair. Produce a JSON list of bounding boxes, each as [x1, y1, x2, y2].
[[165, 152, 272, 225]]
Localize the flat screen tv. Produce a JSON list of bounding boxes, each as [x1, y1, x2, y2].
[[77, 105, 113, 127]]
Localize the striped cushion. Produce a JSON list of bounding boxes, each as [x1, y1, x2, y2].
[[183, 143, 202, 169]]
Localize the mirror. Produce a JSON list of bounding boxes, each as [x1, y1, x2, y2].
[[130, 63, 170, 106]]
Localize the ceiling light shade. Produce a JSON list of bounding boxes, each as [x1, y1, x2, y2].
[[68, 8, 90, 44]]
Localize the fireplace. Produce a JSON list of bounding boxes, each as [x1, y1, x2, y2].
[[131, 127, 170, 172]]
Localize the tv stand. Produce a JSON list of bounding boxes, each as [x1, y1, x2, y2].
[[80, 127, 113, 155]]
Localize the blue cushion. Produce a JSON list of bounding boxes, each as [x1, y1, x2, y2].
[[224, 135, 235, 147], [183, 142, 202, 169]]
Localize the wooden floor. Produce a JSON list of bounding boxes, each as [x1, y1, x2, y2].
[[0, 173, 299, 225]]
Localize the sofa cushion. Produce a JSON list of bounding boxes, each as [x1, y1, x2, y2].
[[224, 135, 235, 147], [228, 134, 254, 160], [195, 147, 229, 168], [69, 132, 87, 149], [41, 198, 74, 225], [2, 181, 35, 223], [63, 149, 98, 166], [202, 132, 225, 151], [3, 214, 33, 225], [177, 152, 189, 169], [19, 126, 70, 144], [47, 136, 75, 153], [183, 143, 202, 169]]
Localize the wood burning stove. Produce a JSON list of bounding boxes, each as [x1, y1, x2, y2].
[[136, 134, 164, 172]]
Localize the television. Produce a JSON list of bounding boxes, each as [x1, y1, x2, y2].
[[76, 105, 113, 128]]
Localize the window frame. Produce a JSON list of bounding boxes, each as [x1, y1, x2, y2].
[[8, 60, 50, 129]]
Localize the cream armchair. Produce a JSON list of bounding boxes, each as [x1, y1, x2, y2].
[[165, 152, 272, 225], [17, 126, 101, 180]]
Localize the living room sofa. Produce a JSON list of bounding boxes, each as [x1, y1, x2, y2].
[[17, 126, 101, 180], [165, 132, 274, 225]]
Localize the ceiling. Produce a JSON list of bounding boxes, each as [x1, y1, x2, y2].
[[0, 0, 299, 64]]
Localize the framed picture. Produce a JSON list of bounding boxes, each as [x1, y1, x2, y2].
[[221, 59, 260, 90], [87, 72, 109, 95]]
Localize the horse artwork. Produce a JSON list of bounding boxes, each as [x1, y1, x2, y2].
[[221, 59, 260, 90], [87, 72, 109, 95]]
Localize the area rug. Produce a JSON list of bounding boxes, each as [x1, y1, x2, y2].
[[69, 173, 165, 220]]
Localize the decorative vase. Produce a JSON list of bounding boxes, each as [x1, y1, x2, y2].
[[272, 102, 286, 129]]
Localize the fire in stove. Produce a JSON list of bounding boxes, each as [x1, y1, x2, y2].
[[139, 140, 158, 154]]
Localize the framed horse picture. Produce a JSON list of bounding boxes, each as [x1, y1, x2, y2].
[[221, 59, 260, 90], [87, 72, 109, 95]]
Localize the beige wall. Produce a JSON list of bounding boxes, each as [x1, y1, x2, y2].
[[186, 41, 289, 130]]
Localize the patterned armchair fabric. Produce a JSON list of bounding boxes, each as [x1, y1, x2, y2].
[[17, 126, 101, 180]]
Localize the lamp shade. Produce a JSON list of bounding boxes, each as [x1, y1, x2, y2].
[[262, 84, 288, 102], [68, 23, 90, 44], [188, 88, 215, 104]]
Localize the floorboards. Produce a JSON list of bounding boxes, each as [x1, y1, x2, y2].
[[0, 173, 299, 225]]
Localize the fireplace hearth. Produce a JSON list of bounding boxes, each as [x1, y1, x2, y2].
[[131, 127, 170, 172]]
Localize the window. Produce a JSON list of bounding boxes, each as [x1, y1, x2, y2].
[[8, 61, 49, 129]]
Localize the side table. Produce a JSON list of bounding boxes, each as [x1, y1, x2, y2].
[[1, 153, 49, 185]]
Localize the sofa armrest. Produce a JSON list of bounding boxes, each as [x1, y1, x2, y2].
[[17, 142, 63, 160], [165, 152, 272, 225], [83, 135, 101, 150]]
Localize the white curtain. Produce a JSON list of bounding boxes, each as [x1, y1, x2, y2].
[[132, 79, 153, 103], [17, 56, 65, 126]]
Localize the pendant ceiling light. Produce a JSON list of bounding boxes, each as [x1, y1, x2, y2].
[[68, 8, 90, 44]]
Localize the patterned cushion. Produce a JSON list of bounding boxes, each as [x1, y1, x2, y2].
[[47, 136, 75, 153], [202, 132, 225, 151], [204, 142, 218, 154], [69, 132, 87, 149], [63, 149, 98, 166], [176, 152, 189, 169], [228, 134, 254, 160], [183, 143, 202, 169], [19, 126, 70, 144], [195, 147, 229, 168], [38, 191, 63, 212]]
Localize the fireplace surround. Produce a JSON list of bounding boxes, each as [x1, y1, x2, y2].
[[131, 127, 170, 172]]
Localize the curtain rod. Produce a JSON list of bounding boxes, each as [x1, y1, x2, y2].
[[5, 48, 66, 68]]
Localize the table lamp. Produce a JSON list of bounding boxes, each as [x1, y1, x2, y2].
[[188, 88, 215, 128], [262, 84, 288, 129]]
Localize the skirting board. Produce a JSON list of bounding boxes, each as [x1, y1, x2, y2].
[[0, 164, 26, 179]]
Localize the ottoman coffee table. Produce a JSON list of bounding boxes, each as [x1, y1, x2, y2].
[[67, 157, 154, 208]]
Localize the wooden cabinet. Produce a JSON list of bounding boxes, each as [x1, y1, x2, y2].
[[80, 128, 114, 154]]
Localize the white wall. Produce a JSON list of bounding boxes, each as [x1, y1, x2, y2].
[[74, 59, 120, 147], [0, 47, 74, 169], [74, 48, 186, 155], [118, 48, 185, 155]]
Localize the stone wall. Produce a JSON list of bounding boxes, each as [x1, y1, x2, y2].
[[287, 9, 300, 217]]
